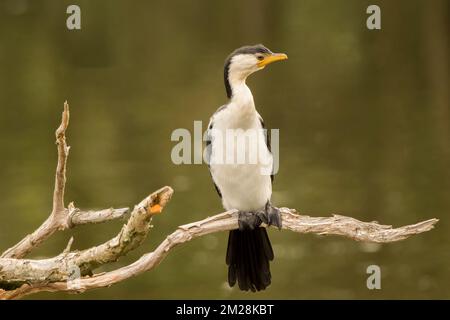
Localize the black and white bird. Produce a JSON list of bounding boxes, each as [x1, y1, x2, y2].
[[206, 44, 288, 291]]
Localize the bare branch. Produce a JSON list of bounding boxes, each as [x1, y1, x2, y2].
[[52, 101, 70, 221], [62, 237, 74, 254], [278, 209, 439, 242], [0, 103, 132, 260], [68, 205, 129, 226], [1, 103, 71, 259], [0, 186, 173, 290], [0, 208, 438, 299]]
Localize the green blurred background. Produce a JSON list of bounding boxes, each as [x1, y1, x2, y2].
[[0, 0, 448, 299]]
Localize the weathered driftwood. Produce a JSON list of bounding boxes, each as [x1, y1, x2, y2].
[[0, 187, 172, 288], [0, 103, 130, 260], [0, 103, 438, 300]]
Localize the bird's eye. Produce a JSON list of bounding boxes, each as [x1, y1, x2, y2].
[[256, 55, 265, 61]]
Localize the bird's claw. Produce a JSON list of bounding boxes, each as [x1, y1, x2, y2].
[[237, 204, 282, 231], [265, 202, 282, 229], [238, 211, 264, 231]]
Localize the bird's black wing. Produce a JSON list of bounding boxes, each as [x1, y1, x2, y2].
[[205, 105, 228, 199], [259, 116, 274, 183]]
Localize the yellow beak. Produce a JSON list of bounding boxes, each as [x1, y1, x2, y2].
[[257, 53, 288, 68]]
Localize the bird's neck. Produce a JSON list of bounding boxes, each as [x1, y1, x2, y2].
[[228, 75, 255, 110], [223, 77, 258, 129]]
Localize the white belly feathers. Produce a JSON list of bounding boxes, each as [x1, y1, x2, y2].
[[208, 101, 273, 211]]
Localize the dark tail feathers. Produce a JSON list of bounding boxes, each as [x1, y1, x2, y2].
[[226, 228, 274, 292]]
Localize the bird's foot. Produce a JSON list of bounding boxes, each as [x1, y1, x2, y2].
[[237, 203, 282, 231], [264, 202, 282, 229], [237, 211, 266, 231]]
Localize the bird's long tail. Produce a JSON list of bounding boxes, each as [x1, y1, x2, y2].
[[226, 228, 274, 291]]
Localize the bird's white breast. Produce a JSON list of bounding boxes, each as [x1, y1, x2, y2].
[[209, 95, 273, 212]]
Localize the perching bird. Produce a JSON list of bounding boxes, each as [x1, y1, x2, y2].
[[205, 44, 288, 291]]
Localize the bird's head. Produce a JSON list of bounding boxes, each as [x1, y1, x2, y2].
[[224, 44, 288, 98]]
